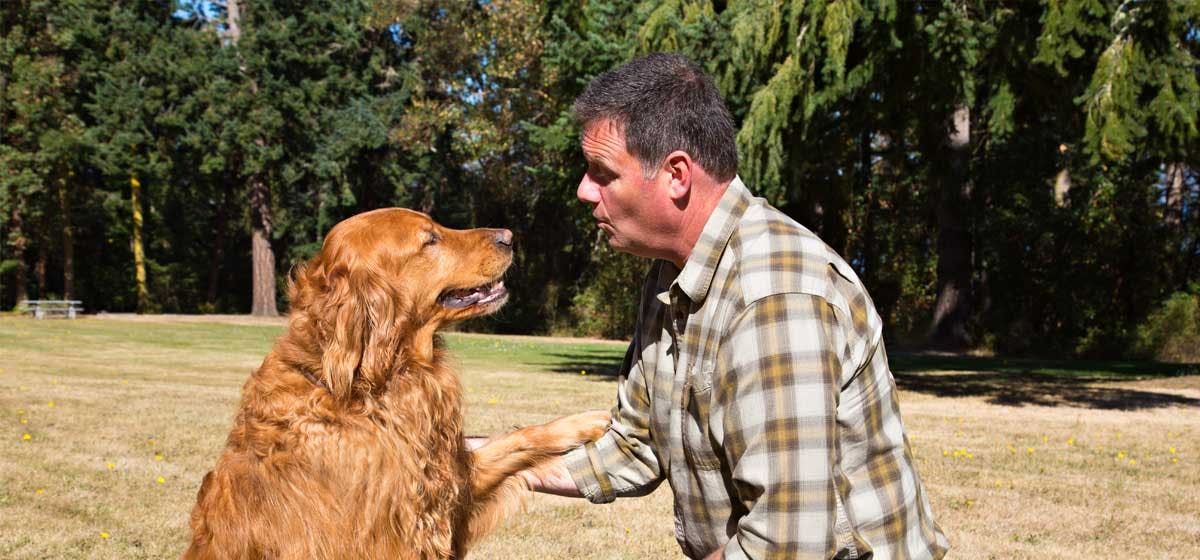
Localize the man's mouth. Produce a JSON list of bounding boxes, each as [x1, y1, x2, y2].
[[438, 280, 507, 309]]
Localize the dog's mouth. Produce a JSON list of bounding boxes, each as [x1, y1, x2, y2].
[[438, 280, 508, 309]]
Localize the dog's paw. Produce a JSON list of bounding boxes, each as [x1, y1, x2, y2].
[[550, 409, 611, 445]]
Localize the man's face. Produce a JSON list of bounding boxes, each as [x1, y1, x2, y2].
[[576, 120, 671, 258]]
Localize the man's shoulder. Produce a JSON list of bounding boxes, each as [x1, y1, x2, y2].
[[728, 203, 843, 295], [722, 200, 877, 326]]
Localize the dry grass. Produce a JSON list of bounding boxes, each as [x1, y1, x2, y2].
[[1, 315, 1197, 559]]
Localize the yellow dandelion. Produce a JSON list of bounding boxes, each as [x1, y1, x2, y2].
[[1067, 438, 1075, 446], [1129, 459, 1136, 466], [17, 409, 24, 415], [1042, 436, 1048, 443], [156, 476, 165, 484], [1169, 447, 1177, 454], [148, 439, 155, 445], [20, 418, 27, 425], [966, 500, 974, 506], [101, 532, 109, 540], [995, 481, 1002, 487], [625, 528, 630, 534], [1117, 452, 1126, 459], [967, 454, 974, 459], [47, 401, 54, 407], [1027, 447, 1035, 454], [942, 450, 949, 457], [1116, 433, 1122, 439], [107, 462, 116, 470], [22, 433, 31, 441], [580, 370, 587, 375], [122, 380, 129, 385], [1172, 457, 1179, 464], [486, 398, 498, 405], [36, 489, 44, 495], [155, 454, 163, 461]]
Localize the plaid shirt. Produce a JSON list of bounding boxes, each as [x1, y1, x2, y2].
[[565, 178, 948, 559]]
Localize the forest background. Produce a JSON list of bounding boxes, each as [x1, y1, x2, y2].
[[2, 0, 1198, 359]]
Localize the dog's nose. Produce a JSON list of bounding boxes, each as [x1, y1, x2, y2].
[[494, 229, 513, 248]]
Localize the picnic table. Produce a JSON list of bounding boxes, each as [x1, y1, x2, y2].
[[18, 300, 84, 319]]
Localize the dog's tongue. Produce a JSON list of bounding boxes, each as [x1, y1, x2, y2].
[[441, 281, 505, 308]]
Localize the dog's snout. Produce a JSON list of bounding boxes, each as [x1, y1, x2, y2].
[[494, 229, 513, 249]]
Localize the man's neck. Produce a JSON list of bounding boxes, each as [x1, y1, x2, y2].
[[665, 177, 732, 268]]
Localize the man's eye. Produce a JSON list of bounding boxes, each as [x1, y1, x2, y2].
[[589, 168, 614, 184]]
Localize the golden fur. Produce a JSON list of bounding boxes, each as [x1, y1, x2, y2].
[[184, 208, 609, 559]]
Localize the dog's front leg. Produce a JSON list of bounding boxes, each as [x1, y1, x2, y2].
[[455, 410, 609, 556], [469, 409, 609, 499]]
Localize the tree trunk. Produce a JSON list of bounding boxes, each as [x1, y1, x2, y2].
[[250, 177, 277, 316], [58, 175, 74, 299], [1054, 168, 1071, 207], [858, 129, 876, 284], [1165, 162, 1186, 231], [929, 104, 973, 349], [227, 0, 278, 316], [131, 176, 149, 312], [35, 211, 47, 298], [10, 201, 28, 305], [205, 184, 229, 308]]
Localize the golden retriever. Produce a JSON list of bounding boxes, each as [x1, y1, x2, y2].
[[184, 208, 609, 559]]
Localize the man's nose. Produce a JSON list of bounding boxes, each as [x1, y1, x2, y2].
[[577, 176, 601, 204]]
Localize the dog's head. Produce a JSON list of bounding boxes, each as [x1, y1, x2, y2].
[[288, 208, 513, 399]]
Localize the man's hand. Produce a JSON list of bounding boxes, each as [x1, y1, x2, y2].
[[518, 455, 583, 498], [702, 549, 722, 560]]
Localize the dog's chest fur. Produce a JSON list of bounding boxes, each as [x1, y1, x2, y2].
[[208, 352, 473, 558]]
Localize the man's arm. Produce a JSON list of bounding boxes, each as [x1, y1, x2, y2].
[[536, 337, 665, 503], [712, 293, 848, 559], [518, 455, 582, 497]]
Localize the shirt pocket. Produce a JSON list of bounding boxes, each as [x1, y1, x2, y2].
[[681, 372, 723, 471]]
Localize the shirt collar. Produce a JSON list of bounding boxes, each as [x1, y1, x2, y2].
[[670, 176, 752, 305]]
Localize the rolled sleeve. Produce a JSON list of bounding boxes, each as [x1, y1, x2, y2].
[[565, 340, 664, 503], [715, 293, 846, 559]]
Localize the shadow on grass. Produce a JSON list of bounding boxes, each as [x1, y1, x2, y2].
[[540, 350, 1200, 410], [543, 350, 625, 378], [891, 353, 1200, 411]]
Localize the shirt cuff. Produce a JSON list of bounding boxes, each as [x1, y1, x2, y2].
[[564, 440, 617, 504]]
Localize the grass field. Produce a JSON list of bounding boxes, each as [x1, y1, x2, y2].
[[1, 315, 1197, 559]]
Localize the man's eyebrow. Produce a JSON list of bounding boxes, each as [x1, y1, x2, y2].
[[584, 156, 613, 171]]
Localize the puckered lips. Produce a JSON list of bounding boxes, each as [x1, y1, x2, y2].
[[438, 280, 507, 309]]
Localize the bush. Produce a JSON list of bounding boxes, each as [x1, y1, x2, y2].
[[569, 243, 646, 339], [1134, 291, 1200, 363]]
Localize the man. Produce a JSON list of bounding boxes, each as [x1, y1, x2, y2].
[[525, 53, 948, 560]]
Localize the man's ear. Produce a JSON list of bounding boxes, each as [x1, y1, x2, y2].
[[663, 150, 693, 201]]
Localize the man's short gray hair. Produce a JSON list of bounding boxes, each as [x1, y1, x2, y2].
[[573, 53, 738, 182]]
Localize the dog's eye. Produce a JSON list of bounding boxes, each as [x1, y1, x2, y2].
[[423, 232, 441, 247]]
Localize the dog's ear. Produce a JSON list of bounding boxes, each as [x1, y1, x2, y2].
[[320, 263, 404, 400]]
